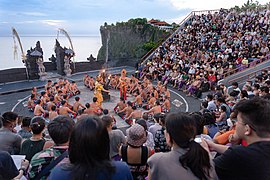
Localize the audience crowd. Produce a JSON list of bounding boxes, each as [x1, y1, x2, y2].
[[1, 6, 270, 180], [138, 7, 270, 98]]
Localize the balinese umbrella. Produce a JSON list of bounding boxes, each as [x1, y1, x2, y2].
[[65, 49, 74, 55], [30, 50, 42, 57]]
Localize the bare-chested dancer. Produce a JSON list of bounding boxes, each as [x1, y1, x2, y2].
[[134, 91, 143, 107], [54, 90, 63, 107], [114, 97, 127, 113], [90, 97, 102, 115], [73, 97, 86, 113], [145, 100, 162, 115], [126, 106, 142, 120], [89, 77, 95, 90], [47, 97, 55, 111], [34, 100, 46, 117], [49, 105, 58, 121], [58, 100, 76, 118], [84, 103, 97, 115], [118, 101, 133, 119], [162, 96, 171, 113]]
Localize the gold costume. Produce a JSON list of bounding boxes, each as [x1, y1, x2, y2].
[[94, 81, 105, 106], [120, 69, 127, 100]]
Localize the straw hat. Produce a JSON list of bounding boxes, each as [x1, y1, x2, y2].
[[126, 124, 147, 147]]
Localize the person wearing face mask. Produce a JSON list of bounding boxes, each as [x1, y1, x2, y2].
[[0, 112, 22, 155]]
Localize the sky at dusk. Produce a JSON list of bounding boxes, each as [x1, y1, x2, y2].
[[0, 0, 269, 36]]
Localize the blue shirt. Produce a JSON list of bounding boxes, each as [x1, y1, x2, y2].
[[207, 100, 217, 111], [49, 161, 133, 180], [221, 103, 231, 118]]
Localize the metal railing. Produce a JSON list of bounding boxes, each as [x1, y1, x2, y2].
[[228, 66, 270, 85], [222, 54, 270, 81], [192, 9, 220, 16], [140, 11, 194, 65], [223, 60, 259, 78]]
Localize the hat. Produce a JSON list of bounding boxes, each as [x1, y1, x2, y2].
[[126, 124, 147, 147]]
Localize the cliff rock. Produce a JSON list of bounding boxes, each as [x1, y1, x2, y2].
[[97, 18, 170, 67]]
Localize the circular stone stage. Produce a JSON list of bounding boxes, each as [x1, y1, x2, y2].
[[14, 82, 201, 130], [68, 85, 136, 128]]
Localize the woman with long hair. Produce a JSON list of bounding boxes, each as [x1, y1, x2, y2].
[[49, 115, 132, 180], [148, 112, 216, 180]]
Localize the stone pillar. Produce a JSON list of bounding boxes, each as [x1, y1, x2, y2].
[[26, 56, 39, 80], [55, 39, 65, 75]]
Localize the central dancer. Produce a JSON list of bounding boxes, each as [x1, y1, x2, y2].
[[94, 76, 110, 107], [119, 69, 128, 100]]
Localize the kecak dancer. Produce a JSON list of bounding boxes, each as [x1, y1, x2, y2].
[[119, 69, 128, 100], [94, 76, 110, 107]]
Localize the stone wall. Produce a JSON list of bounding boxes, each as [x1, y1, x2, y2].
[[0, 68, 27, 83], [72, 61, 104, 73], [0, 61, 104, 83]]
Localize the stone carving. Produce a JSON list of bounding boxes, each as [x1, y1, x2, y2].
[[36, 57, 47, 80], [64, 55, 72, 76], [87, 54, 96, 62]]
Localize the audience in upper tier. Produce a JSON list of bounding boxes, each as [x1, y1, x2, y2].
[[1, 6, 270, 180], [138, 7, 270, 98]]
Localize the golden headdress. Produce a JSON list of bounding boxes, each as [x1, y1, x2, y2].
[[96, 76, 102, 82], [121, 69, 127, 77]]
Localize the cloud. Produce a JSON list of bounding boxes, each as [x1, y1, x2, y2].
[[14, 19, 66, 27], [1, 0, 269, 36], [40, 20, 66, 27], [16, 21, 36, 24], [21, 12, 47, 17]]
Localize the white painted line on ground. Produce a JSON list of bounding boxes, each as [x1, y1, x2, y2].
[[0, 102, 6, 105], [169, 89, 189, 112], [11, 85, 189, 114], [11, 95, 31, 112]]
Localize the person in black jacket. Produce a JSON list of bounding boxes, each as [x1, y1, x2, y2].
[[195, 78, 210, 98]]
